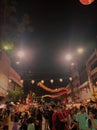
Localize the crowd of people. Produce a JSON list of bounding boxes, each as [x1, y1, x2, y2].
[[0, 102, 97, 130]]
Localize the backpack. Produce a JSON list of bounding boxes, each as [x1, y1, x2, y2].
[[54, 114, 65, 130]]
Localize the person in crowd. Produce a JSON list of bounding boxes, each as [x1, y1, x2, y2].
[[20, 112, 29, 129], [62, 104, 70, 130], [52, 106, 57, 130], [69, 108, 78, 130], [20, 119, 27, 130], [48, 105, 54, 130], [86, 108, 97, 130], [12, 115, 19, 130], [76, 105, 88, 130], [52, 105, 66, 130], [0, 124, 3, 130], [27, 117, 35, 130], [9, 114, 14, 130], [35, 108, 42, 130], [3, 109, 11, 130], [44, 106, 50, 130]]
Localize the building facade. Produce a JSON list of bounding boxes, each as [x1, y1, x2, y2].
[[67, 49, 97, 103], [86, 49, 97, 99], [0, 51, 22, 97], [78, 69, 91, 102]]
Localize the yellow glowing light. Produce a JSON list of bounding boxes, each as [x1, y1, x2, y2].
[[9, 79, 12, 83], [77, 48, 84, 54], [50, 79, 54, 83], [2, 42, 14, 51], [16, 61, 20, 65], [3, 46, 9, 50], [6, 92, 8, 95], [31, 80, 35, 84], [69, 77, 72, 81], [41, 80, 44, 84], [59, 78, 63, 82], [20, 80, 24, 84], [71, 62, 75, 66]]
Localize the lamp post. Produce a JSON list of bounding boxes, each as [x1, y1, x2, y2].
[[69, 77, 74, 102]]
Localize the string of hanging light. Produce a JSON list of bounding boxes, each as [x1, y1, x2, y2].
[[8, 78, 65, 84]]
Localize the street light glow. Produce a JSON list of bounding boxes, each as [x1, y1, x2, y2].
[[3, 45, 9, 50], [71, 62, 75, 66], [77, 48, 84, 54], [31, 80, 35, 84], [17, 50, 25, 58], [16, 61, 20, 65], [69, 77, 73, 81], [65, 54, 72, 61]]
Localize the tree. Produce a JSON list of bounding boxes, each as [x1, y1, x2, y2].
[[7, 87, 24, 103], [0, 1, 33, 52]]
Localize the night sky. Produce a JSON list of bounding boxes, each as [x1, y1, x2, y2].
[[14, 0, 97, 72], [2, 0, 97, 94]]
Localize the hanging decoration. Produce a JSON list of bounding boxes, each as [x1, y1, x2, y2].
[[37, 82, 69, 93], [42, 91, 70, 99], [79, 0, 95, 5]]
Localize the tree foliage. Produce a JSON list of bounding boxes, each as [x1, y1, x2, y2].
[[0, 0, 33, 51], [0, 40, 14, 51], [7, 87, 24, 103]]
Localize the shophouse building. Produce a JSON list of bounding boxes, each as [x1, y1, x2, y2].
[[86, 49, 97, 99], [0, 51, 22, 97]]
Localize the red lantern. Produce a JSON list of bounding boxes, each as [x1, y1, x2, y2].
[[79, 0, 95, 5]]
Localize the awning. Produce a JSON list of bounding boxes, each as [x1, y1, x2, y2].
[[9, 76, 23, 87], [9, 68, 23, 87]]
